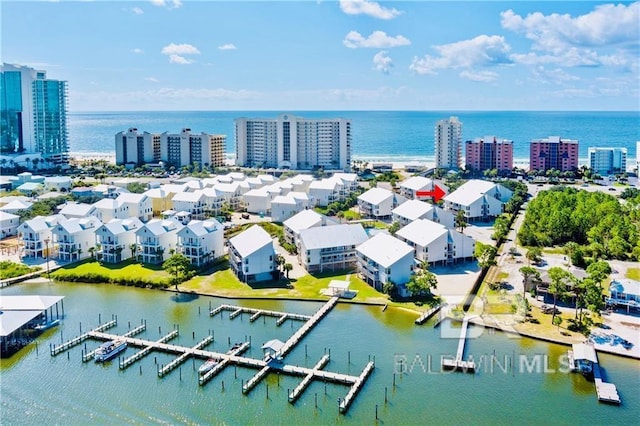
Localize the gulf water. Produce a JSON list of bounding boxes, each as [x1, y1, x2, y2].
[[68, 111, 639, 163], [1, 282, 638, 424]]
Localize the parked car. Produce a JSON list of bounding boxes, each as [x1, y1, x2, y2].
[[241, 213, 250, 219]]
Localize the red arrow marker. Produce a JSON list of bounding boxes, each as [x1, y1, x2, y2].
[[416, 185, 445, 202]]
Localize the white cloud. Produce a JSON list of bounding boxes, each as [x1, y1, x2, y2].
[[131, 48, 144, 54], [410, 35, 512, 75], [161, 43, 200, 64], [161, 43, 200, 55], [218, 43, 237, 51], [500, 3, 639, 67], [343, 30, 410, 49], [339, 0, 402, 19], [531, 66, 580, 85], [132, 7, 144, 15], [145, 77, 160, 83], [150, 0, 182, 9], [372, 51, 393, 74], [459, 70, 499, 82], [168, 55, 193, 65]]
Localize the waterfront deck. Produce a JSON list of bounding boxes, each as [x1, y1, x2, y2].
[[209, 304, 312, 326], [441, 316, 476, 373], [569, 343, 621, 405], [279, 296, 339, 357], [414, 304, 442, 325]]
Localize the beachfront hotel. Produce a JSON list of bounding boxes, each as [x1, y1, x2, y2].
[[234, 113, 351, 171], [115, 128, 225, 169], [529, 136, 579, 173], [0, 63, 69, 167], [588, 147, 627, 176], [434, 116, 462, 170], [465, 136, 513, 173]]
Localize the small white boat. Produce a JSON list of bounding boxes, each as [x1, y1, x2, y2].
[[95, 340, 127, 362], [198, 358, 218, 375], [33, 319, 60, 331]]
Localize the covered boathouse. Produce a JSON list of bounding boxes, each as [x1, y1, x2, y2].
[[0, 295, 64, 357]]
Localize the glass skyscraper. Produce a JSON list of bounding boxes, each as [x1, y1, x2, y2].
[[0, 63, 69, 165]]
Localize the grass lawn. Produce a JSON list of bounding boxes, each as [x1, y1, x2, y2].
[[51, 259, 171, 285], [543, 246, 565, 255], [626, 268, 640, 280], [180, 269, 391, 305]]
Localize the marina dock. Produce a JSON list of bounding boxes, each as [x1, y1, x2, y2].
[[158, 335, 214, 377], [279, 296, 339, 357], [288, 354, 330, 403], [568, 343, 620, 405], [50, 319, 117, 356], [414, 304, 442, 325], [339, 361, 375, 413], [83, 322, 146, 362], [51, 295, 374, 414], [441, 316, 476, 373], [210, 304, 311, 326]]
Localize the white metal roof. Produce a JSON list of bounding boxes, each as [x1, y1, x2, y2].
[[358, 187, 393, 205], [399, 176, 433, 191], [283, 210, 323, 234], [356, 233, 413, 268], [229, 225, 273, 257], [395, 219, 448, 247], [299, 224, 368, 250], [392, 199, 433, 221], [572, 343, 597, 363]]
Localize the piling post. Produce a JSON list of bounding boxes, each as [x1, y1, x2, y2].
[[79, 322, 82, 334], [315, 392, 318, 408], [385, 387, 388, 403], [193, 331, 195, 339], [393, 373, 396, 387], [222, 381, 224, 391], [199, 306, 201, 315], [375, 404, 378, 420], [35, 341, 38, 356], [305, 344, 308, 358], [67, 351, 69, 360], [348, 351, 350, 364], [179, 367, 182, 381], [266, 384, 269, 399], [98, 313, 101, 324], [159, 326, 161, 334], [139, 365, 142, 375]]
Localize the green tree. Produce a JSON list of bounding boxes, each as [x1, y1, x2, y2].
[[163, 253, 191, 290], [283, 263, 293, 279], [126, 181, 148, 193], [525, 247, 542, 265], [553, 315, 563, 331], [477, 245, 497, 269], [406, 270, 438, 297], [383, 281, 398, 299], [455, 209, 467, 233], [519, 266, 540, 298], [548, 266, 571, 322], [586, 261, 612, 287], [388, 221, 401, 236]]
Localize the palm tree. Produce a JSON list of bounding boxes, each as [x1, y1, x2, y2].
[[129, 243, 138, 260], [283, 263, 293, 279], [548, 266, 570, 322]]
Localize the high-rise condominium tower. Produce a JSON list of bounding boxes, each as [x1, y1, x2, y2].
[[0, 63, 69, 165], [435, 116, 462, 170], [235, 113, 351, 171]]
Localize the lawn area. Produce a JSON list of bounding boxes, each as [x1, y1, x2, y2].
[[0, 261, 40, 280], [626, 268, 640, 280], [51, 259, 171, 287], [543, 246, 565, 255], [180, 269, 390, 305]]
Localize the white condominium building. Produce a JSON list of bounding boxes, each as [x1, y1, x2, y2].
[[235, 113, 351, 170], [115, 128, 161, 165], [115, 128, 225, 168], [435, 116, 462, 170], [588, 147, 627, 176]]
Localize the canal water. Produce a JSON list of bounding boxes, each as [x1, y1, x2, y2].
[[1, 282, 638, 424]]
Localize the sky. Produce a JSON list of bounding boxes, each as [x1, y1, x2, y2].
[[2, 0, 639, 111]]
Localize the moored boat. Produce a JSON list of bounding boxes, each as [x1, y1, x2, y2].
[[33, 319, 60, 331], [95, 340, 127, 362], [198, 358, 218, 375]]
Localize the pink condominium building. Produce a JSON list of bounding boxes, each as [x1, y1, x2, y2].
[[529, 136, 579, 172], [465, 136, 513, 173]]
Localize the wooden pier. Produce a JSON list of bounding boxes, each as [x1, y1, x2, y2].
[[441, 316, 476, 373], [50, 319, 117, 356], [210, 304, 312, 326], [53, 296, 374, 414], [199, 341, 250, 385], [288, 354, 330, 403], [116, 329, 179, 369], [158, 335, 214, 377], [279, 296, 339, 357], [339, 361, 375, 413], [593, 360, 621, 404], [414, 304, 442, 325], [83, 322, 146, 362], [569, 343, 620, 405]]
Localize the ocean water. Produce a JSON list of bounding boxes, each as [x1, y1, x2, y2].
[[68, 111, 639, 164]]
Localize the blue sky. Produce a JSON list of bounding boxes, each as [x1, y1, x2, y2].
[[2, 1, 639, 111]]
